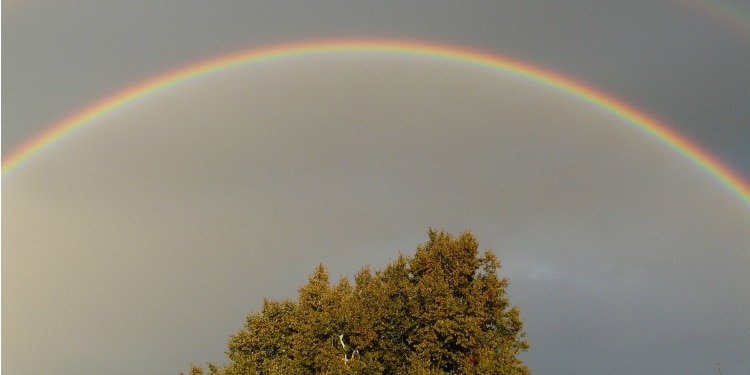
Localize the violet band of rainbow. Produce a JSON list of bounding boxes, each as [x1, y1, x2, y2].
[[3, 39, 749, 208]]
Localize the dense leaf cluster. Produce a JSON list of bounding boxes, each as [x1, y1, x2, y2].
[[187, 229, 530, 374]]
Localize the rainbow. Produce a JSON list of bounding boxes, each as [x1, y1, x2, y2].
[[3, 39, 750, 207], [677, 0, 750, 40]]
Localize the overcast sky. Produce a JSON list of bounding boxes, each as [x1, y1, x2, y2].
[[3, 1, 750, 374]]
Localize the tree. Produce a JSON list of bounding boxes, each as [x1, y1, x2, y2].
[[186, 229, 530, 374]]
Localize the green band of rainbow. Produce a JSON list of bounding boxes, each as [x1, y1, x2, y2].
[[3, 39, 749, 208]]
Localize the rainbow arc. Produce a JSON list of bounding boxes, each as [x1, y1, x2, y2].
[[3, 39, 749, 207]]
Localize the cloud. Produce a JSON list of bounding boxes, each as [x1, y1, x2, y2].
[[4, 56, 749, 374]]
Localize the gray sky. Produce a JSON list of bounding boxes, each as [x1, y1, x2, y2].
[[3, 1, 750, 374]]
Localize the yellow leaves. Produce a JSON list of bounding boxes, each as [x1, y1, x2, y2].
[[188, 229, 530, 374]]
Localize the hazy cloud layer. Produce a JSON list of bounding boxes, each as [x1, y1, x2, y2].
[[4, 1, 750, 374], [4, 60, 749, 374]]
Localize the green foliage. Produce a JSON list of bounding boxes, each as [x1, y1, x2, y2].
[[189, 229, 530, 374]]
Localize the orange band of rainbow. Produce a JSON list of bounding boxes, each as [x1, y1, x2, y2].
[[3, 39, 749, 208]]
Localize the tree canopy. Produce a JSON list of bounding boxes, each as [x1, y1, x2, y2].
[[186, 229, 530, 374]]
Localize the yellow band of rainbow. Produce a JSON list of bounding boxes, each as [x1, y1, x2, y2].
[[3, 39, 749, 208]]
